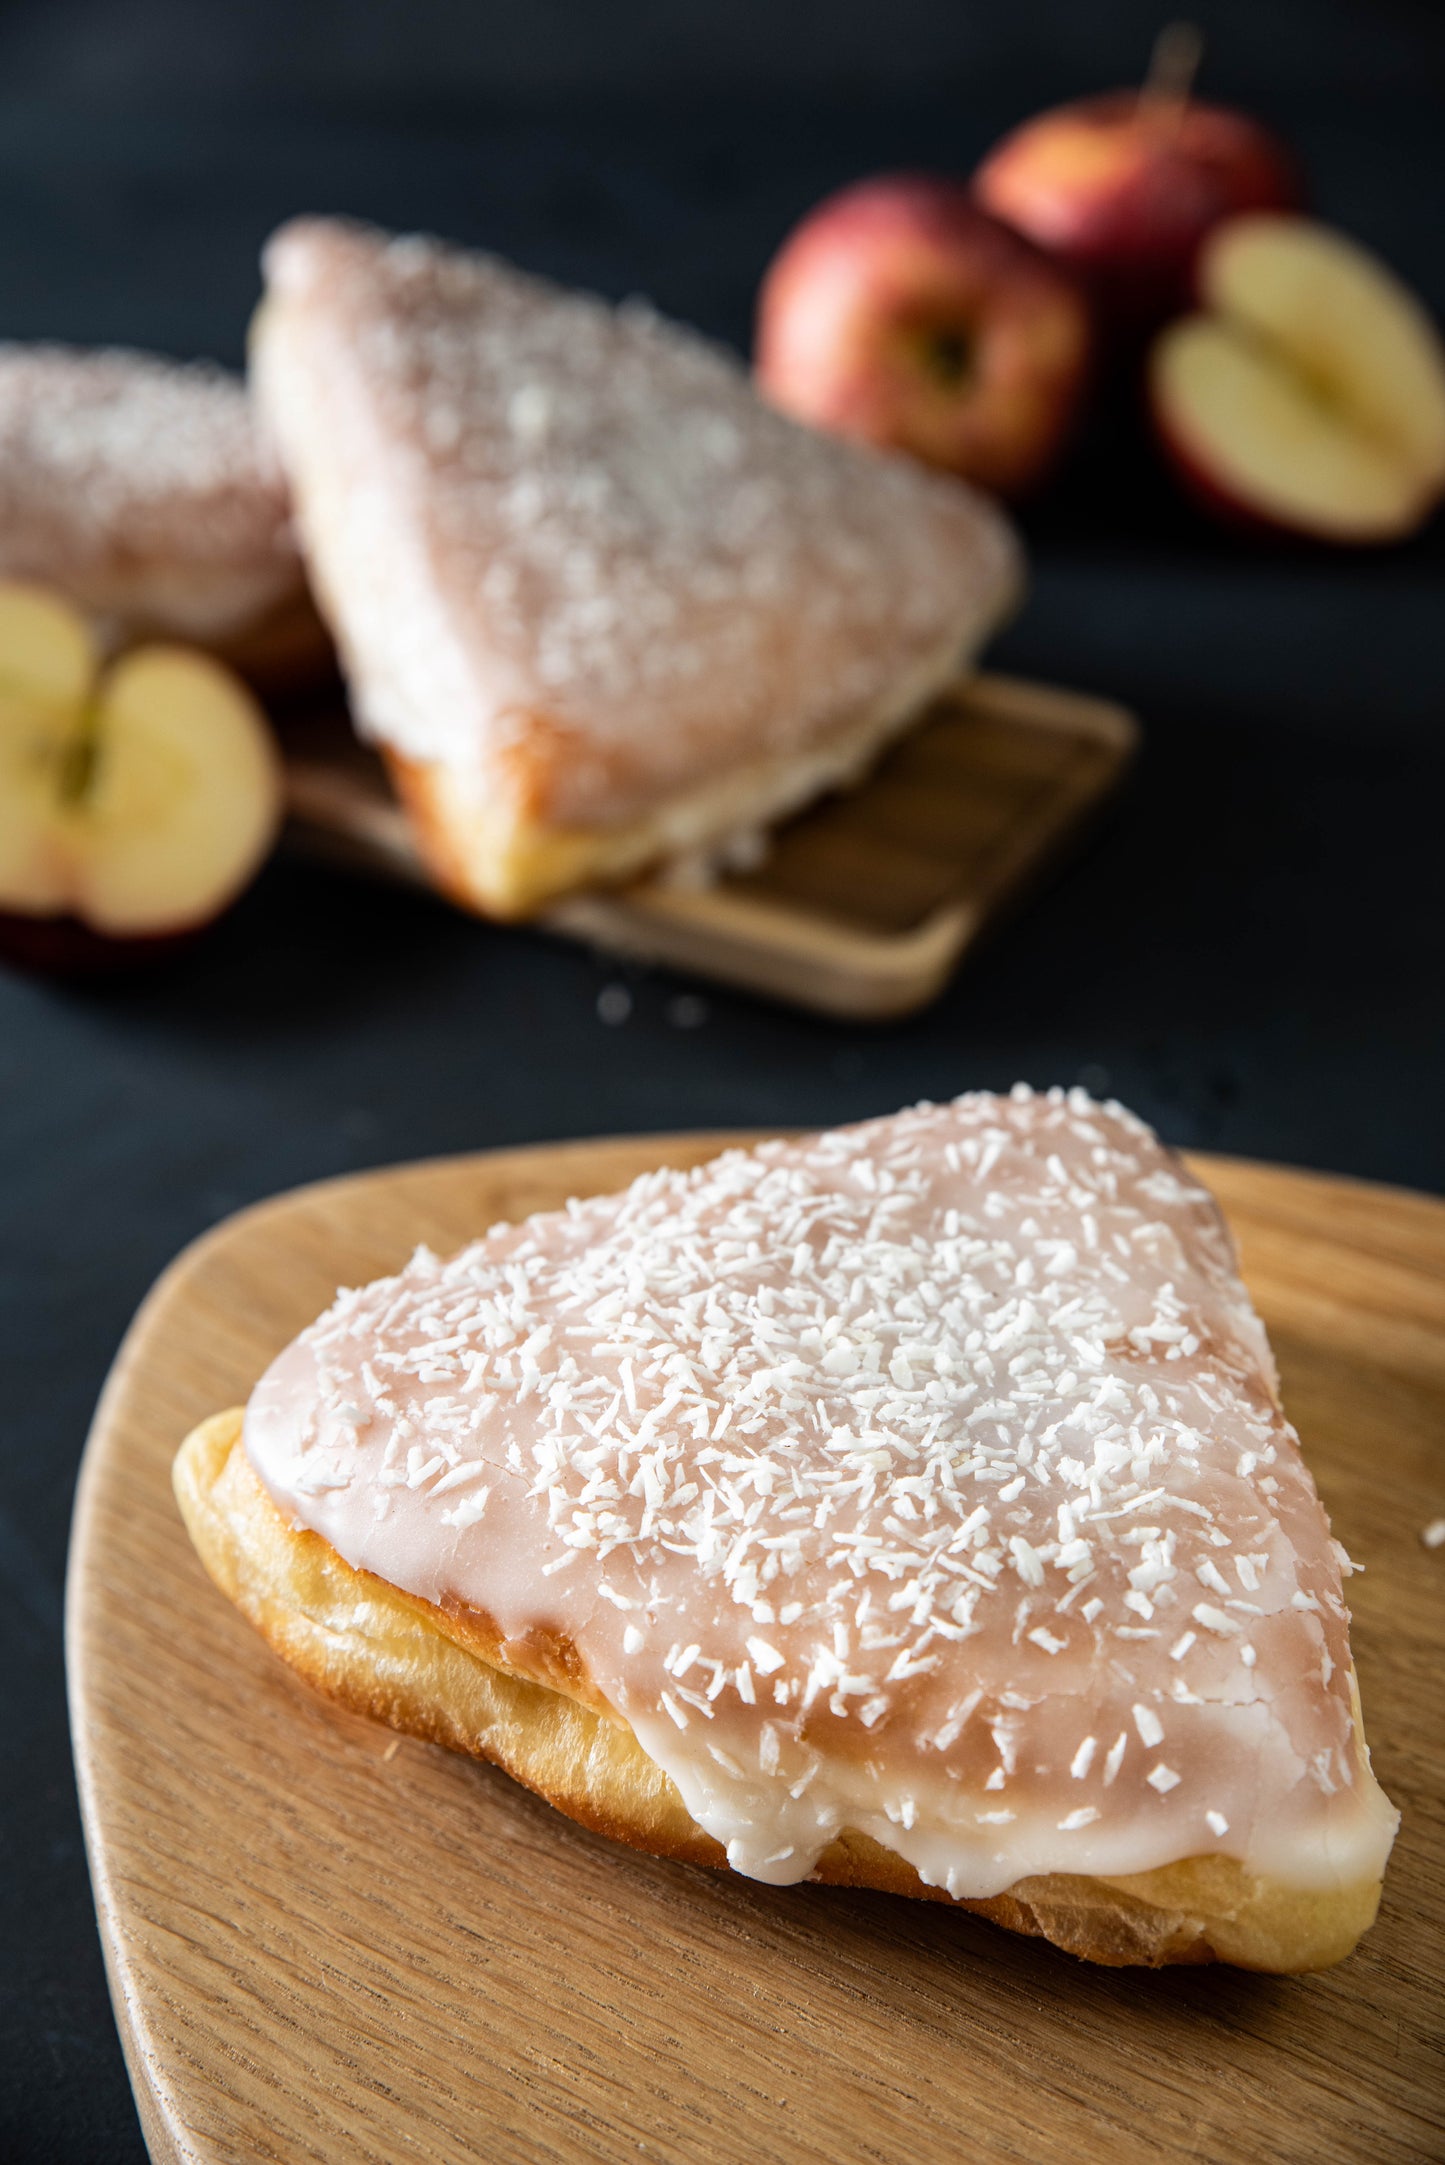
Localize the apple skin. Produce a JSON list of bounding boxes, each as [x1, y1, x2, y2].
[[974, 94, 1301, 333], [1147, 216, 1445, 548], [1148, 344, 1438, 551], [0, 602, 284, 979], [754, 174, 1093, 498], [1144, 403, 1310, 547], [1149, 418, 1429, 550], [0, 908, 210, 978]]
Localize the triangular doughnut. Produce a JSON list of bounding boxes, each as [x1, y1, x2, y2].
[[0, 343, 323, 683], [250, 219, 1020, 915], [176, 1090, 1396, 1970]]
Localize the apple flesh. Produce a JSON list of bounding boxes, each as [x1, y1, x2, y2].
[[974, 90, 1299, 333], [754, 174, 1092, 497], [0, 582, 282, 970], [1150, 215, 1445, 544]]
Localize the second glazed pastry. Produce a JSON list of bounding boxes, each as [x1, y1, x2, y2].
[[0, 342, 329, 690], [251, 218, 1023, 916]]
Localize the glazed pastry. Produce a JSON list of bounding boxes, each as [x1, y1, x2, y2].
[[174, 1088, 1397, 1971], [251, 218, 1022, 917], [0, 344, 329, 689]]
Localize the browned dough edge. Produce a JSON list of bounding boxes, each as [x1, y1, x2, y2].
[[172, 1409, 1384, 1973]]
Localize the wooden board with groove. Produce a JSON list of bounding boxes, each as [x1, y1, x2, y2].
[[280, 671, 1138, 1019], [67, 1135, 1445, 2165]]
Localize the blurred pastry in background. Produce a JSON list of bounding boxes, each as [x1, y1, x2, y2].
[[252, 218, 1022, 920], [0, 344, 331, 692]]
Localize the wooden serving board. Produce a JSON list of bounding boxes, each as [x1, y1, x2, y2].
[[280, 672, 1138, 1019], [67, 1136, 1445, 2165]]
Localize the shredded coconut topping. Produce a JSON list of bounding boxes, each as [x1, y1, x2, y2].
[[245, 1087, 1397, 1897], [255, 218, 1019, 828], [0, 344, 302, 638]]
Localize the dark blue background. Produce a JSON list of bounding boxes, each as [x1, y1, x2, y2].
[[2, 1, 1442, 2154]]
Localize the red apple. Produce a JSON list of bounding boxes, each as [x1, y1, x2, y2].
[[1150, 214, 1445, 545], [0, 582, 282, 971], [0, 910, 211, 976], [754, 174, 1092, 497], [974, 37, 1300, 333]]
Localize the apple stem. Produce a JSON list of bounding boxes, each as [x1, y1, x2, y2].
[[1140, 20, 1203, 127]]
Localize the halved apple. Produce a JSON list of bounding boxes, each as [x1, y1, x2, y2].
[[1150, 214, 1445, 543], [0, 582, 282, 970]]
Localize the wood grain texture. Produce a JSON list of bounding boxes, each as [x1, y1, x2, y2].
[[67, 1135, 1445, 2165], [281, 672, 1138, 1019]]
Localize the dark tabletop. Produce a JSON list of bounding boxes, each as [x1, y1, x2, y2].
[[3, 1, 1443, 2155]]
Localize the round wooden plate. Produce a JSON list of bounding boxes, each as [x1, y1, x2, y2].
[[67, 1136, 1445, 2164]]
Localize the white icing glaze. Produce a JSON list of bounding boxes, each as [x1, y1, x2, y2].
[[245, 1090, 1397, 1898], [0, 345, 302, 641], [253, 220, 1020, 831]]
